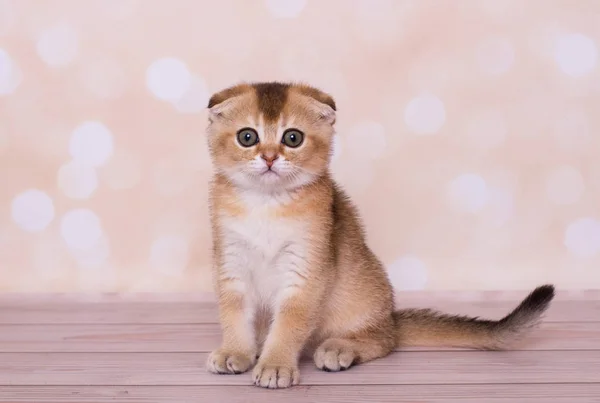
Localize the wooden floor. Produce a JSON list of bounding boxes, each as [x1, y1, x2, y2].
[[0, 290, 599, 402]]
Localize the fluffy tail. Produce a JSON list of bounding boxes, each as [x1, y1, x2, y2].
[[393, 284, 555, 350]]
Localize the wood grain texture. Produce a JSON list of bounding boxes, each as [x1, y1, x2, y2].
[[0, 322, 597, 353], [1, 385, 600, 403], [1, 299, 598, 324], [1, 350, 599, 386]]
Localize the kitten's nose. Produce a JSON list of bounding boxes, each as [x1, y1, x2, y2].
[[261, 154, 279, 168]]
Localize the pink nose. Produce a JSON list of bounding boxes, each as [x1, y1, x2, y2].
[[261, 154, 279, 168]]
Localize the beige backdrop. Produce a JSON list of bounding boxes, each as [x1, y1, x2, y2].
[[1, 0, 599, 293]]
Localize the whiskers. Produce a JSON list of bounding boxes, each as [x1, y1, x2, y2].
[[241, 162, 265, 178]]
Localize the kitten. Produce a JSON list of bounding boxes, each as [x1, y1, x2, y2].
[[204, 81, 555, 389]]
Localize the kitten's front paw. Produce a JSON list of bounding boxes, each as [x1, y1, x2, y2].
[[252, 360, 299, 389], [206, 349, 254, 375]]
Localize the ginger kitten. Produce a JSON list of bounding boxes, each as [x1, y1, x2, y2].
[[205, 81, 555, 389]]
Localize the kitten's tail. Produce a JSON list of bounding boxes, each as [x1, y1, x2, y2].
[[393, 284, 555, 350]]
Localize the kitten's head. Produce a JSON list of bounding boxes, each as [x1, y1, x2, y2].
[[206, 82, 336, 192]]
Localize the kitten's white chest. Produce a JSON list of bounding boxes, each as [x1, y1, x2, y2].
[[219, 193, 307, 305]]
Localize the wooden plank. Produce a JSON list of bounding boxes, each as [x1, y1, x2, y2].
[[0, 324, 214, 353], [0, 301, 215, 324], [1, 350, 598, 386], [1, 299, 598, 324], [1, 384, 599, 403], [1, 322, 598, 353]]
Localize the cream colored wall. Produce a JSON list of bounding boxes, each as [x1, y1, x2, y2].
[[1, 0, 599, 293]]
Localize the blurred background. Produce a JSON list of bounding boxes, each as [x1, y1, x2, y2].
[[1, 0, 599, 293]]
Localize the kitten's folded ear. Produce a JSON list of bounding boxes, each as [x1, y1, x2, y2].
[[207, 84, 250, 121], [297, 85, 337, 125], [301, 88, 336, 112], [313, 100, 336, 125]]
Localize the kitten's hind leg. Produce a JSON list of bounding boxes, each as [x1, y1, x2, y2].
[[313, 335, 395, 372]]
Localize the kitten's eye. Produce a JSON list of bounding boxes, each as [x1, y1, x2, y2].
[[281, 129, 304, 148], [237, 128, 259, 147]]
